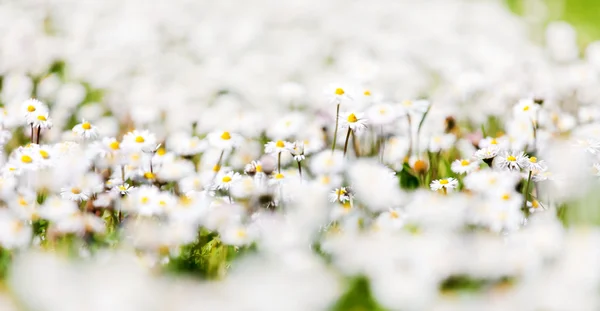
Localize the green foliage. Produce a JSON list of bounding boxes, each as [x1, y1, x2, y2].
[[330, 277, 388, 311], [399, 163, 420, 190]]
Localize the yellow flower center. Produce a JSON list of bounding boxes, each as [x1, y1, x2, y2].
[[529, 156, 537, 163], [347, 113, 358, 123], [364, 90, 371, 96], [276, 140, 285, 148], [390, 211, 400, 219], [220, 131, 231, 140], [237, 230, 247, 238], [157, 147, 166, 156], [140, 196, 149, 204], [255, 165, 262, 172], [402, 100, 412, 106], [212, 164, 221, 172], [523, 105, 530, 111], [109, 141, 120, 150], [180, 196, 192, 206], [335, 88, 345, 95], [144, 172, 155, 180], [532, 200, 540, 208], [275, 173, 285, 180], [413, 160, 428, 173], [71, 187, 81, 195], [342, 202, 351, 210], [82, 122, 91, 130], [118, 185, 127, 191], [490, 138, 498, 145], [39, 150, 49, 159], [135, 136, 145, 143], [21, 155, 33, 163], [37, 115, 47, 121], [507, 155, 517, 162], [460, 159, 470, 166], [439, 179, 449, 185], [18, 198, 27, 206], [222, 176, 232, 183], [502, 193, 510, 200], [27, 105, 36, 112], [321, 176, 330, 184], [159, 200, 166, 206]]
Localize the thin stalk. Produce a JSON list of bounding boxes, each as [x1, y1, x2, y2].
[[522, 170, 533, 210], [297, 161, 302, 179], [211, 150, 225, 182], [406, 114, 413, 157], [351, 129, 360, 157], [343, 128, 352, 156], [331, 103, 341, 153], [278, 151, 281, 173], [380, 126, 385, 163], [30, 124, 34, 144], [36, 126, 41, 144]]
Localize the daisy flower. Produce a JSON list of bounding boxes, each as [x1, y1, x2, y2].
[[289, 141, 305, 162], [473, 146, 500, 160], [367, 102, 398, 126], [339, 111, 368, 132], [269, 171, 288, 185], [60, 186, 90, 202], [22, 98, 48, 123], [576, 138, 600, 155], [264, 140, 292, 154], [38, 196, 78, 222], [113, 183, 134, 195], [527, 199, 546, 213], [72, 119, 99, 140], [513, 98, 540, 120], [375, 207, 406, 230], [525, 156, 547, 172], [325, 83, 352, 104], [207, 130, 241, 150], [329, 187, 351, 203], [397, 99, 430, 115], [428, 133, 456, 152], [430, 178, 458, 193], [215, 171, 241, 190], [451, 158, 480, 174], [30, 110, 53, 129], [122, 129, 158, 152], [12, 147, 40, 171], [310, 150, 345, 175], [495, 150, 528, 171]]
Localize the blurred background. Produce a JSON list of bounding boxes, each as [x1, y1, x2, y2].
[[507, 0, 600, 47]]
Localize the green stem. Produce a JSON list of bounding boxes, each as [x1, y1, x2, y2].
[[522, 170, 533, 211], [297, 161, 302, 179], [343, 128, 352, 156], [331, 103, 341, 153], [278, 152, 281, 173]]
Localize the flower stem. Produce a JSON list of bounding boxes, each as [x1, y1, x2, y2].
[[212, 150, 225, 182], [30, 124, 34, 143], [331, 103, 340, 153], [522, 170, 533, 210], [278, 152, 281, 173], [343, 128, 352, 156], [297, 161, 302, 179], [36, 126, 41, 144]]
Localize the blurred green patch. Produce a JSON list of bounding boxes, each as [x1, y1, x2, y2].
[[506, 0, 600, 47]]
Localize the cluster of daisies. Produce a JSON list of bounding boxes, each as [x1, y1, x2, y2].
[[2, 0, 600, 309]]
